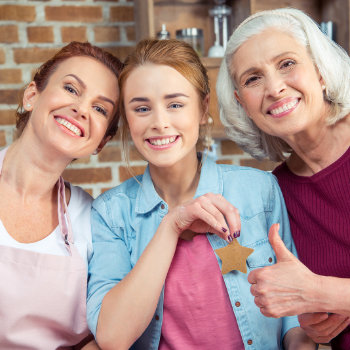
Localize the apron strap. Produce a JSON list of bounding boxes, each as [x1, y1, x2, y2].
[[57, 176, 74, 255]]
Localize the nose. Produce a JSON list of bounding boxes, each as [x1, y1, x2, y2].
[[151, 107, 169, 131], [265, 72, 286, 98], [71, 101, 88, 120]]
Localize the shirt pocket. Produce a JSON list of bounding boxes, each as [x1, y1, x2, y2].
[[246, 239, 276, 270]]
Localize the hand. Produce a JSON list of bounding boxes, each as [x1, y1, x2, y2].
[[167, 193, 241, 243], [298, 312, 350, 344], [248, 223, 319, 317]]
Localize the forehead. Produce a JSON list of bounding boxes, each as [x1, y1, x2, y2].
[[48, 56, 119, 100], [124, 63, 197, 96], [232, 29, 309, 76]]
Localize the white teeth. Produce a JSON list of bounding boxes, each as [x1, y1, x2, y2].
[[270, 99, 298, 116], [55, 117, 82, 136], [149, 136, 176, 146]]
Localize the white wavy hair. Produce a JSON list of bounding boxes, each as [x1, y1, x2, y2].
[[217, 8, 350, 161]]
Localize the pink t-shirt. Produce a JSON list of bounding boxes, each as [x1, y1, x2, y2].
[[159, 234, 244, 350]]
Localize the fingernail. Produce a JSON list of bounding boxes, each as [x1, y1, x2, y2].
[[233, 231, 238, 239], [227, 235, 233, 243], [222, 227, 227, 233], [237, 230, 241, 237]]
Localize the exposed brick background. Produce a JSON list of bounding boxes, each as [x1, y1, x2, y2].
[[0, 0, 275, 198]]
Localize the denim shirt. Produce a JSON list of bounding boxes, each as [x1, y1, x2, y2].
[[87, 157, 300, 350]]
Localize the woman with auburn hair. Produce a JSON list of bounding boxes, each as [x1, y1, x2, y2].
[[0, 41, 122, 349], [87, 38, 315, 350], [217, 8, 350, 349]]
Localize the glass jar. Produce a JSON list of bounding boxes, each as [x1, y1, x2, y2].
[[175, 28, 204, 56]]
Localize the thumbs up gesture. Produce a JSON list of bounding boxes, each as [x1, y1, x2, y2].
[[248, 224, 320, 318]]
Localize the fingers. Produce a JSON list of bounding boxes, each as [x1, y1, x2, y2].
[[299, 313, 350, 343], [268, 223, 295, 263], [171, 193, 241, 243]]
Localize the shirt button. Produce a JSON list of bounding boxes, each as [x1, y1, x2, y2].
[[161, 204, 165, 209], [235, 301, 241, 307], [268, 257, 273, 263], [247, 339, 253, 345], [155, 315, 160, 321]]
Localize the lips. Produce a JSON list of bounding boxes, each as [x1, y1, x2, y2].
[[267, 98, 300, 118], [54, 116, 84, 137]]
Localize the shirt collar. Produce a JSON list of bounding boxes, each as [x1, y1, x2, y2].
[[135, 155, 222, 214]]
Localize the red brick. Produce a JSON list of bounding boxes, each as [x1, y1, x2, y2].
[[45, 6, 102, 22], [129, 145, 143, 161], [0, 5, 36, 22], [0, 89, 20, 104], [0, 25, 18, 43], [27, 26, 54, 43], [119, 165, 146, 182], [240, 158, 280, 171], [94, 26, 120, 42], [104, 46, 134, 61], [61, 27, 87, 43], [63, 167, 112, 184], [0, 49, 5, 64], [98, 145, 122, 162], [216, 159, 233, 165], [13, 47, 58, 64], [0, 69, 22, 84], [0, 131, 6, 147], [0, 110, 16, 125], [221, 140, 244, 155], [125, 26, 135, 41], [110, 6, 134, 22]]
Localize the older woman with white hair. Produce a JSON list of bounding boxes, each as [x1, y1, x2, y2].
[[217, 7, 350, 349]]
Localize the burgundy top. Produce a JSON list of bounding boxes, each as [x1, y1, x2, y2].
[[273, 147, 350, 350]]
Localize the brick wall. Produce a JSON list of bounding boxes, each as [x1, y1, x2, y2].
[[0, 0, 276, 198]]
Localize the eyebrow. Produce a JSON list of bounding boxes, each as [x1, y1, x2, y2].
[[236, 51, 297, 82], [128, 93, 189, 104], [65, 74, 116, 108]]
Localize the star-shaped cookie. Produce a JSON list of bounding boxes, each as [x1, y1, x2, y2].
[[215, 239, 254, 274]]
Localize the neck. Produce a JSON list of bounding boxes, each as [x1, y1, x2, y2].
[[1, 136, 71, 201], [286, 115, 350, 176], [149, 151, 200, 210]]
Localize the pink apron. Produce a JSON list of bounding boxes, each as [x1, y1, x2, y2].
[[0, 150, 90, 349]]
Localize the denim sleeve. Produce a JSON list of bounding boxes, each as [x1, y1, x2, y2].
[[86, 197, 132, 337], [267, 174, 300, 343]]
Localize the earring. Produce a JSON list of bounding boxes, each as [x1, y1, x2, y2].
[[321, 85, 326, 90], [26, 103, 31, 108], [92, 150, 98, 155]]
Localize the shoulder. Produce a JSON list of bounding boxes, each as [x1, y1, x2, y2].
[[91, 175, 143, 227], [218, 163, 277, 189], [67, 182, 93, 217]]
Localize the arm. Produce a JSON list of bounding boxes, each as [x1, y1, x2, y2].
[[88, 193, 240, 350], [80, 340, 100, 350], [283, 327, 317, 350]]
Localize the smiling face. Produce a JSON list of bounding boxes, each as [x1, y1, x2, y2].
[[123, 63, 207, 169], [23, 56, 119, 159], [232, 29, 329, 143]]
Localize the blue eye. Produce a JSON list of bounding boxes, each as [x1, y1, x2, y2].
[[169, 103, 183, 109], [94, 105, 107, 117], [135, 106, 150, 113], [64, 84, 78, 95]]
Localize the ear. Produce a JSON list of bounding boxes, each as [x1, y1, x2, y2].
[[234, 89, 251, 119], [23, 81, 39, 111], [200, 94, 210, 125], [96, 135, 112, 153]]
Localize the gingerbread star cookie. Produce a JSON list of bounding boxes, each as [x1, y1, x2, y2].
[[215, 239, 254, 274]]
